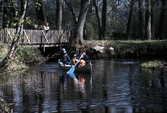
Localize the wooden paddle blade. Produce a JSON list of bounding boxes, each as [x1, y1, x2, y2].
[[67, 67, 75, 73]]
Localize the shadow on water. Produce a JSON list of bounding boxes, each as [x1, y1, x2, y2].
[[0, 59, 167, 113]]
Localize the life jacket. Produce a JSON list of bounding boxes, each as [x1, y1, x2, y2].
[[62, 54, 67, 61], [79, 60, 86, 67]]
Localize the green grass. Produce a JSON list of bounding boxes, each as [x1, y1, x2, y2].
[[140, 60, 163, 69], [0, 43, 45, 72]]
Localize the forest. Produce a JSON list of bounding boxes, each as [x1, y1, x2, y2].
[[0, 0, 167, 41], [0, 0, 167, 71]]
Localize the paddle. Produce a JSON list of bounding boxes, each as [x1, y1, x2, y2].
[[67, 72, 75, 78], [67, 54, 83, 74]]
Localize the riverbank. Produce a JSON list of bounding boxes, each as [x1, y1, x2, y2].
[[83, 40, 167, 58], [0, 43, 45, 74], [1, 40, 167, 72], [80, 40, 167, 70]]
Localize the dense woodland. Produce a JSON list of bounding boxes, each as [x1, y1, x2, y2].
[[0, 0, 167, 71], [0, 0, 167, 41]]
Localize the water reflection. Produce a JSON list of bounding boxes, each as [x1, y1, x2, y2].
[[0, 59, 167, 113], [67, 72, 93, 111]]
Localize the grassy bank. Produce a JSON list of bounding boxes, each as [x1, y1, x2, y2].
[[113, 40, 167, 58], [85, 40, 167, 58], [140, 60, 166, 69], [84, 40, 167, 70], [0, 43, 45, 73]]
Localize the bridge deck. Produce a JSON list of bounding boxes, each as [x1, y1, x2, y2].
[[0, 29, 71, 47]]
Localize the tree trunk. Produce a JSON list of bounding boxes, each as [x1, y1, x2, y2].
[[75, 0, 89, 44], [56, 0, 62, 30], [0, 0, 27, 71], [151, 0, 155, 39], [145, 0, 152, 40], [137, 0, 144, 39], [93, 0, 102, 40], [102, 0, 107, 40], [125, 0, 135, 40], [156, 0, 166, 39]]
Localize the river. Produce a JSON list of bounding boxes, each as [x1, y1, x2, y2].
[[0, 59, 167, 113]]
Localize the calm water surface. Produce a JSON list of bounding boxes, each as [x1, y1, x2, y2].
[[0, 59, 167, 113]]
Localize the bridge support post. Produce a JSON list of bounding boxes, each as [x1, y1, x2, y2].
[[43, 44, 45, 52], [39, 36, 46, 53]]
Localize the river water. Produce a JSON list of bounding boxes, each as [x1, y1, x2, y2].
[[0, 59, 167, 113]]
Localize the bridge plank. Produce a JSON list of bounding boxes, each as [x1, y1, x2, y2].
[[0, 29, 71, 46]]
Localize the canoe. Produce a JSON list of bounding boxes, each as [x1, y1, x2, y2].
[[58, 60, 92, 73]]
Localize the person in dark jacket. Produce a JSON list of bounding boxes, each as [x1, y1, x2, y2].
[[61, 49, 71, 65], [76, 51, 89, 60]]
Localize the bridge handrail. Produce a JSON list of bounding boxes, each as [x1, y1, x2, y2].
[[0, 28, 71, 45]]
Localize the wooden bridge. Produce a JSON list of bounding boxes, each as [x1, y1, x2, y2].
[[0, 29, 72, 47]]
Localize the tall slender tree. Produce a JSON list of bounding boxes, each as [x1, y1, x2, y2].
[[93, 0, 107, 40], [151, 0, 155, 39], [125, 0, 135, 40], [156, 0, 166, 39], [102, 0, 107, 39], [56, 0, 62, 30], [145, 0, 152, 40], [137, 0, 144, 39], [93, 0, 102, 40]]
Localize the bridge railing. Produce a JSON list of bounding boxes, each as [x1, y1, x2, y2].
[[0, 28, 71, 45]]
